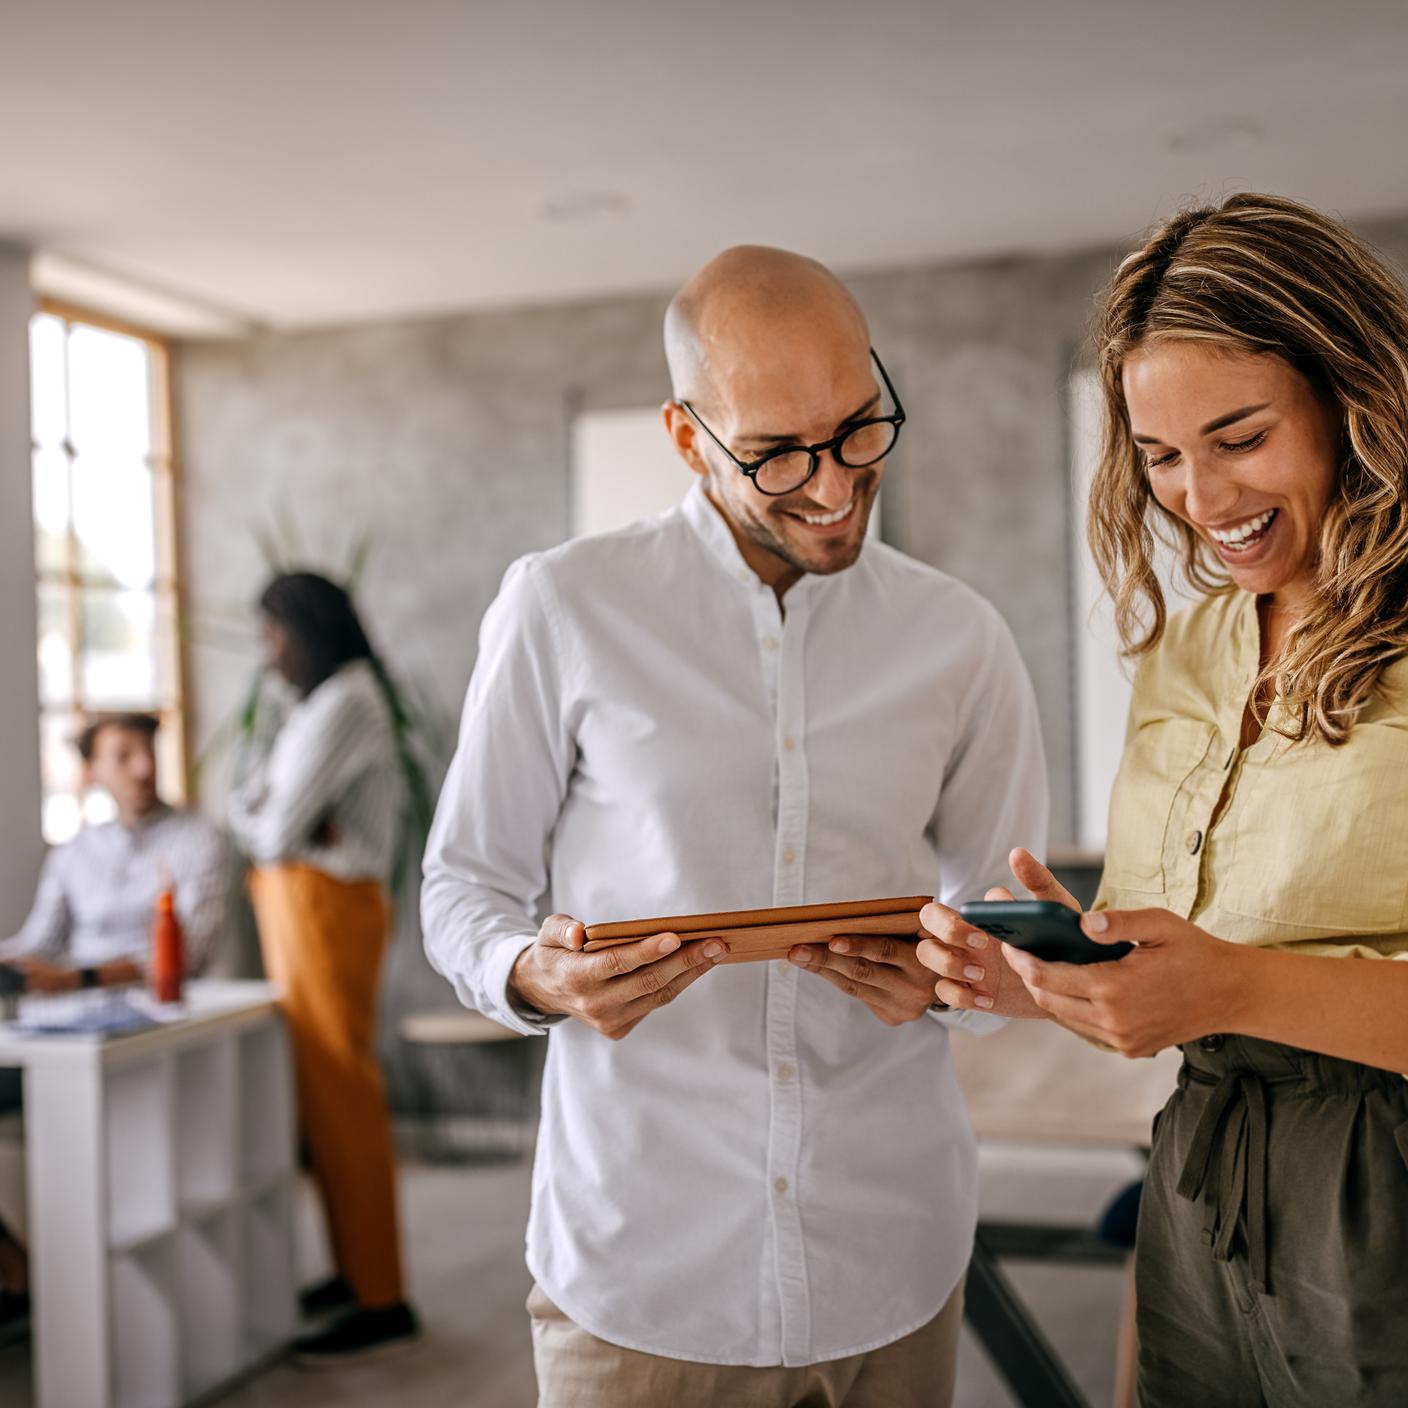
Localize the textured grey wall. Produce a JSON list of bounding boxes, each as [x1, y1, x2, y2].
[[176, 249, 1120, 830], [173, 216, 1408, 1070], [0, 246, 43, 934]]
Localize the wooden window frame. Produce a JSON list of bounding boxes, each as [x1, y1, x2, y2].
[[32, 298, 190, 836]]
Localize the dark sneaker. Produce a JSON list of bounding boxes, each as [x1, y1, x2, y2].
[[299, 1275, 356, 1319], [292, 1302, 420, 1366]]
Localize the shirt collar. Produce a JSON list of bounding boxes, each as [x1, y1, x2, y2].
[[123, 800, 173, 836], [680, 481, 840, 603], [682, 481, 754, 581]]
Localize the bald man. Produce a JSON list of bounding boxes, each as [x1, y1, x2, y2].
[[423, 248, 1049, 1407]]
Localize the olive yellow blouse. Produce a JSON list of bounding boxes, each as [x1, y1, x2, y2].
[[1096, 589, 1408, 961]]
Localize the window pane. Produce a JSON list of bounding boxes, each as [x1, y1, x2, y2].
[[80, 588, 159, 707], [37, 582, 75, 706], [68, 324, 152, 459], [29, 313, 185, 844], [81, 787, 118, 829], [32, 445, 71, 574], [29, 313, 67, 450], [72, 452, 156, 587], [42, 793, 82, 847]]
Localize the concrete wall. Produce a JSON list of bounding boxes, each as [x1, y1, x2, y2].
[[175, 248, 1122, 829], [173, 216, 1408, 1059], [0, 246, 42, 934]]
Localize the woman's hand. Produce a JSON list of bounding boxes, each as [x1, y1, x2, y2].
[[1003, 907, 1246, 1057], [916, 848, 1078, 1018]]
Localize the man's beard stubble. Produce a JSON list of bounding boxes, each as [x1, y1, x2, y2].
[[739, 471, 879, 579]]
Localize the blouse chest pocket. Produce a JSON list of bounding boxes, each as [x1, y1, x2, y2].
[[1102, 718, 1218, 895], [1218, 724, 1408, 933]]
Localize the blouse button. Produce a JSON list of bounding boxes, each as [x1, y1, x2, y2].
[[1186, 829, 1204, 856], [1199, 1034, 1225, 1054]]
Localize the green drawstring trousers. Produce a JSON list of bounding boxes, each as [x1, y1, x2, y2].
[[1136, 1033, 1408, 1407]]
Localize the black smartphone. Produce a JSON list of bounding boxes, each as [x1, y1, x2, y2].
[[958, 900, 1132, 964]]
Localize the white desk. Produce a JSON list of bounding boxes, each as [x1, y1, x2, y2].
[[0, 980, 299, 1408]]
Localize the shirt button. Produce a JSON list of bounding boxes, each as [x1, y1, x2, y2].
[[1199, 1034, 1225, 1053], [783, 736, 796, 752], [761, 636, 779, 651], [738, 570, 752, 584], [782, 848, 796, 865], [774, 960, 790, 974], [776, 1062, 795, 1083], [774, 1177, 789, 1195], [1186, 829, 1204, 856]]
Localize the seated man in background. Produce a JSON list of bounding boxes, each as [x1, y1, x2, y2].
[[0, 712, 230, 1331], [0, 712, 230, 991]]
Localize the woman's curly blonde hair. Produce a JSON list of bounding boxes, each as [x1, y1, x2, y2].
[[1090, 192, 1408, 745]]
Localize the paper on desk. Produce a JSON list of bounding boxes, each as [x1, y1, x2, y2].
[[15, 992, 157, 1037]]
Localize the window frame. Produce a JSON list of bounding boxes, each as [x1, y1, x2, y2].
[[31, 298, 190, 839]]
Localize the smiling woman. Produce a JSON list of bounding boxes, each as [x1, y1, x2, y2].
[[1090, 194, 1408, 746], [1120, 344, 1342, 677], [1070, 194, 1408, 1406], [917, 192, 1408, 1408]]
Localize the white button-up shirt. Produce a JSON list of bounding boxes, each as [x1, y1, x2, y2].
[[422, 485, 1048, 1366], [1, 804, 230, 972]]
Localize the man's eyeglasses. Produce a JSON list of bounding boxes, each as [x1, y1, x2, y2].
[[679, 349, 906, 497]]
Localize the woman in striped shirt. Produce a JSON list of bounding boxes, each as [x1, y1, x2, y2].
[[228, 571, 418, 1362]]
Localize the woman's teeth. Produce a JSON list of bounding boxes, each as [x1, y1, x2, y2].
[[793, 498, 854, 526], [1210, 508, 1277, 551]]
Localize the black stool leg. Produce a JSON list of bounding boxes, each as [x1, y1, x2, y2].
[[964, 1232, 1090, 1408]]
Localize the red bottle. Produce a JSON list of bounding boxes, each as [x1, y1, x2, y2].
[[151, 888, 185, 1004]]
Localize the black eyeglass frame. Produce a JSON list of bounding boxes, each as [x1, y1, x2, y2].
[[679, 348, 906, 497]]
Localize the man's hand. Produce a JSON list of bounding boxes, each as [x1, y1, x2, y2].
[[914, 847, 1075, 1019], [787, 933, 940, 1026], [509, 913, 727, 1040], [12, 957, 81, 994]]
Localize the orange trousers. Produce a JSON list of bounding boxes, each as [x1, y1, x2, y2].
[[248, 864, 405, 1308]]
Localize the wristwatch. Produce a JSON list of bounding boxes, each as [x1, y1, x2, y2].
[[78, 966, 100, 990]]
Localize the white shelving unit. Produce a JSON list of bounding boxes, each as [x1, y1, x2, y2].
[[0, 982, 299, 1408]]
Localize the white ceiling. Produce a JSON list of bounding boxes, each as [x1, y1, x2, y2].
[[4, 0, 1408, 334]]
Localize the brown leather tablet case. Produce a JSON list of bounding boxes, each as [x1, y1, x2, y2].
[[583, 895, 933, 965]]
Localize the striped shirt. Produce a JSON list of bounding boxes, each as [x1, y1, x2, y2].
[[227, 659, 402, 886], [1, 803, 230, 971]]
